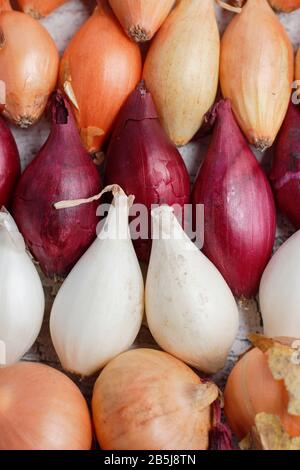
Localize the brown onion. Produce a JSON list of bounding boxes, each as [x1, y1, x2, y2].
[[0, 362, 92, 450], [17, 0, 68, 18]]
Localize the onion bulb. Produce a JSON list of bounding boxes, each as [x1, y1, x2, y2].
[[108, 0, 175, 42], [224, 344, 300, 442], [143, 0, 220, 146], [92, 348, 221, 450], [59, 1, 142, 153], [220, 0, 294, 150], [0, 362, 92, 450], [0, 115, 20, 208], [269, 0, 300, 11], [50, 185, 144, 377], [0, 6, 59, 127], [0, 209, 44, 365], [17, 0, 68, 18], [145, 206, 239, 374], [260, 230, 300, 338]]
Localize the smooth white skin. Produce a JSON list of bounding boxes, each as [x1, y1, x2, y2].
[[145, 207, 239, 374], [50, 195, 144, 377], [260, 230, 300, 338], [0, 211, 45, 365]]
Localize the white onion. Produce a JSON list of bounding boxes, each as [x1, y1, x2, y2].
[[0, 209, 44, 365], [145, 206, 239, 374], [50, 187, 144, 377], [260, 230, 300, 338]]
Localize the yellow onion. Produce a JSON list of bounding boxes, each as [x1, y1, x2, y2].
[[108, 0, 175, 42], [17, 0, 68, 18], [269, 0, 300, 11], [92, 348, 223, 450], [59, 1, 142, 153], [220, 0, 294, 151], [0, 4, 59, 127], [143, 0, 220, 146]]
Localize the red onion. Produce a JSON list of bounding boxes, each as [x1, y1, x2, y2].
[[0, 116, 20, 207], [12, 91, 101, 278], [105, 83, 190, 261], [270, 102, 300, 228], [191, 99, 276, 298]]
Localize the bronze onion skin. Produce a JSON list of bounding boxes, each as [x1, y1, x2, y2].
[[59, 1, 142, 153], [0, 362, 92, 450], [0, 116, 20, 207], [17, 0, 68, 18], [269, 0, 300, 11], [92, 348, 218, 450], [270, 103, 300, 228], [105, 84, 190, 261], [191, 100, 276, 298], [12, 91, 101, 278]]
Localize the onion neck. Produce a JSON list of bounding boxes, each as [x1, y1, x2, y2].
[[0, 0, 12, 12], [49, 91, 85, 144]]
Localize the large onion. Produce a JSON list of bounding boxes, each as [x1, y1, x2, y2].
[[0, 362, 92, 450]]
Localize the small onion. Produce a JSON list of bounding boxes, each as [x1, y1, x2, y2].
[[0, 362, 92, 450], [92, 348, 220, 450], [224, 347, 300, 440]]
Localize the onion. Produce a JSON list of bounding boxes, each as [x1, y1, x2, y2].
[[108, 0, 175, 42], [0, 5, 59, 128], [59, 1, 142, 153], [17, 0, 68, 18], [12, 91, 101, 278], [224, 346, 300, 442], [0, 116, 20, 208], [145, 206, 239, 374], [269, 0, 300, 11], [270, 103, 300, 229], [0, 362, 92, 450], [0, 210, 44, 365], [220, 0, 294, 150], [105, 83, 190, 261], [143, 0, 220, 146], [50, 185, 144, 377], [92, 348, 226, 450], [260, 230, 300, 338], [191, 100, 276, 298]]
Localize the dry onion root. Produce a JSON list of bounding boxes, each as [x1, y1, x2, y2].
[[0, 3, 59, 127], [220, 0, 294, 151], [17, 0, 68, 18]]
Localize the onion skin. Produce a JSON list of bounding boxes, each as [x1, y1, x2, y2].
[[0, 362, 92, 450], [108, 0, 175, 42], [105, 84, 190, 261], [270, 103, 300, 229], [12, 91, 101, 278], [220, 0, 294, 151], [269, 0, 300, 11], [191, 100, 276, 298], [17, 0, 68, 18], [59, 1, 142, 153], [224, 348, 300, 440], [143, 0, 220, 147], [92, 348, 218, 450], [0, 10, 59, 128], [0, 117, 20, 207]]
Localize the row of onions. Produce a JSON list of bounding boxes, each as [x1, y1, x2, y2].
[[0, 0, 300, 451]]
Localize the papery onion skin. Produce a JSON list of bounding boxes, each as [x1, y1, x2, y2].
[[0, 362, 92, 450], [224, 348, 300, 440], [59, 1, 142, 153], [12, 91, 101, 278], [143, 0, 220, 146], [108, 0, 175, 42], [17, 0, 68, 18], [220, 0, 294, 150], [105, 84, 190, 261], [270, 103, 300, 229], [191, 100, 276, 298], [269, 0, 300, 11], [0, 9, 59, 128], [259, 230, 300, 338], [0, 117, 20, 208], [92, 348, 217, 450]]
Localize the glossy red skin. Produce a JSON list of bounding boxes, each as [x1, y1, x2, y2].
[[0, 117, 20, 208], [271, 102, 300, 228], [105, 85, 190, 261], [12, 91, 101, 278], [191, 99, 276, 298]]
